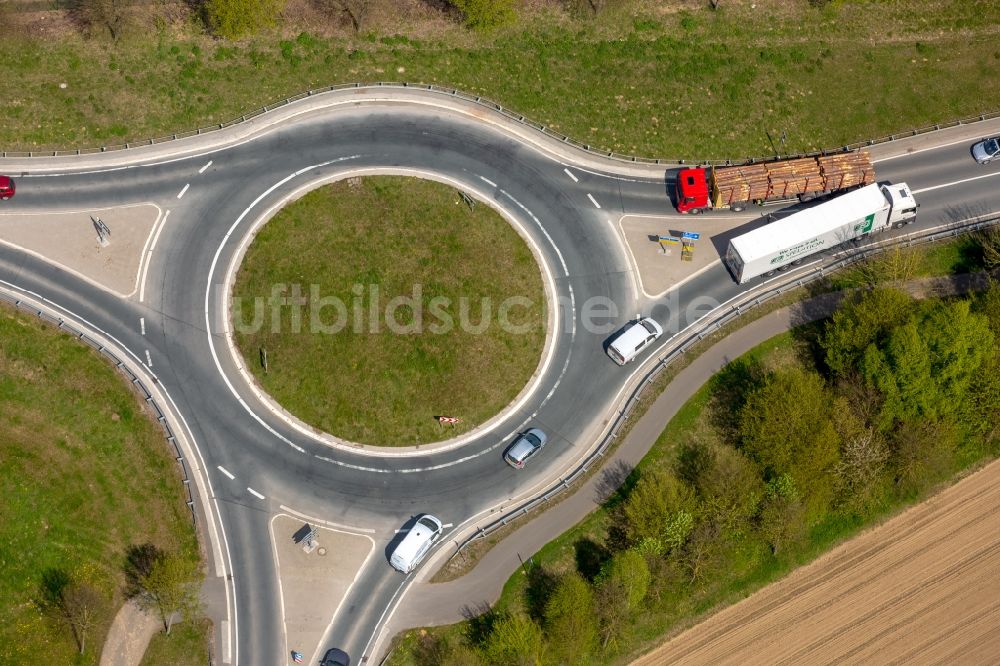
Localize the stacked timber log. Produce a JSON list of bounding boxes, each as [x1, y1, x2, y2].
[[817, 151, 875, 190], [711, 150, 875, 206]]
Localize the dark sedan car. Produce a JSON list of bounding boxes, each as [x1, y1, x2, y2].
[[321, 647, 350, 666]]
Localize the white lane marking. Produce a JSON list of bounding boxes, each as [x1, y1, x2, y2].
[[217, 465, 235, 480], [139, 209, 170, 303], [563, 168, 579, 182], [912, 171, 1000, 194], [587, 193, 601, 209], [442, 522, 454, 528], [202, 159, 362, 456], [247, 487, 265, 499], [277, 504, 376, 534], [144, 349, 152, 367], [498, 188, 569, 276], [176, 183, 190, 199], [873, 135, 995, 163], [221, 619, 231, 664], [199, 160, 213, 174], [479, 175, 497, 187], [139, 317, 145, 335]]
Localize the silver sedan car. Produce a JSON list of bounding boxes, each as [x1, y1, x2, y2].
[[503, 428, 548, 469], [972, 136, 1000, 164]]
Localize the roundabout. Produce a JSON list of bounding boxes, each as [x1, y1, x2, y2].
[[229, 175, 548, 447]]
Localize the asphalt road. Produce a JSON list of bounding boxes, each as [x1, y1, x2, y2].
[[1, 91, 998, 665]]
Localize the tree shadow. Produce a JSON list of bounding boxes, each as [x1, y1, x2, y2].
[[463, 602, 501, 646], [524, 565, 558, 623], [593, 459, 634, 505], [574, 537, 610, 581], [124, 542, 163, 598], [707, 356, 767, 443], [38, 567, 70, 611]]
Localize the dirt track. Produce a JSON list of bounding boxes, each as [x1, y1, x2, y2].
[[632, 458, 1000, 665]]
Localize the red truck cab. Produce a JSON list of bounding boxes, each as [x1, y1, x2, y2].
[[0, 175, 14, 200], [675, 167, 709, 214]]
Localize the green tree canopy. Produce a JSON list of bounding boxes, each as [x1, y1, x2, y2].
[[480, 613, 542, 666], [821, 288, 914, 376], [206, 0, 287, 39], [621, 469, 695, 546], [543, 572, 597, 664], [450, 0, 517, 30], [738, 366, 841, 515]]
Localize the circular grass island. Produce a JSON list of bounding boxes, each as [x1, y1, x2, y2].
[[232, 176, 547, 446]]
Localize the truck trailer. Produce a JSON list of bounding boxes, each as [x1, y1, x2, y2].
[[724, 182, 918, 284], [675, 151, 875, 214]]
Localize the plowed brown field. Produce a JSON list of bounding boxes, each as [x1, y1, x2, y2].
[[632, 459, 1000, 665]]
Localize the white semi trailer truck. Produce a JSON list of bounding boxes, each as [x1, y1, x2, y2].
[[724, 182, 918, 284]]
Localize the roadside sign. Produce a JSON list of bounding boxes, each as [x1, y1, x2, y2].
[[438, 416, 460, 424], [658, 235, 680, 246], [681, 232, 701, 240]]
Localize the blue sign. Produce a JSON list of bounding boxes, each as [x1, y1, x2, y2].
[[681, 232, 701, 240]]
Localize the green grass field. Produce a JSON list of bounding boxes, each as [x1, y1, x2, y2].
[[231, 176, 546, 445], [0, 306, 202, 665], [0, 0, 997, 157], [140, 619, 213, 666]]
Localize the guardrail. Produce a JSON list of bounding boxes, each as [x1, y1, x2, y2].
[[0, 292, 199, 527], [446, 212, 1000, 562], [1, 82, 997, 166]]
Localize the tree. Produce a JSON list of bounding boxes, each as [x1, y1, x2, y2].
[[679, 441, 762, 532], [756, 474, 807, 555], [738, 367, 841, 517], [205, 0, 287, 39], [821, 288, 914, 376], [61, 581, 107, 654], [680, 520, 723, 583], [138, 553, 202, 634], [889, 418, 958, 495], [594, 550, 650, 649], [621, 469, 694, 546], [313, 0, 371, 33], [832, 399, 888, 509], [480, 613, 542, 666], [78, 0, 135, 40], [543, 572, 597, 664], [450, 0, 516, 30], [975, 225, 1000, 269], [844, 246, 925, 289]]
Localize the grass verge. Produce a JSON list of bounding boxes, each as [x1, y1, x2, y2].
[[140, 618, 213, 666], [0, 304, 201, 665], [0, 1, 998, 158], [232, 176, 545, 445]]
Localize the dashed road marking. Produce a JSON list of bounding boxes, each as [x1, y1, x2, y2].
[[199, 160, 213, 174], [144, 349, 152, 367], [177, 183, 190, 199], [563, 168, 578, 182], [587, 193, 602, 209], [912, 171, 1000, 194], [247, 487, 265, 500], [217, 466, 235, 480], [139, 317, 145, 335], [479, 175, 497, 187]]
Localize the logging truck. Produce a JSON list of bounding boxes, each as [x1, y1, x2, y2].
[[674, 151, 875, 214]]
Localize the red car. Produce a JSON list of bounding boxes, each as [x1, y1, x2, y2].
[[0, 175, 14, 200]]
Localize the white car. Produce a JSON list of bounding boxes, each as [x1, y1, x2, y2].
[[389, 514, 443, 573], [972, 137, 1000, 164], [607, 317, 663, 365]]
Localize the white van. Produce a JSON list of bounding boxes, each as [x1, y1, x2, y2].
[[607, 317, 663, 365], [390, 514, 443, 574]]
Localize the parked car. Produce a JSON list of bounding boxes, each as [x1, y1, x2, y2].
[[607, 317, 663, 365], [503, 428, 548, 469], [972, 136, 1000, 164], [389, 514, 443, 573], [0, 175, 14, 200], [320, 647, 351, 666]]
